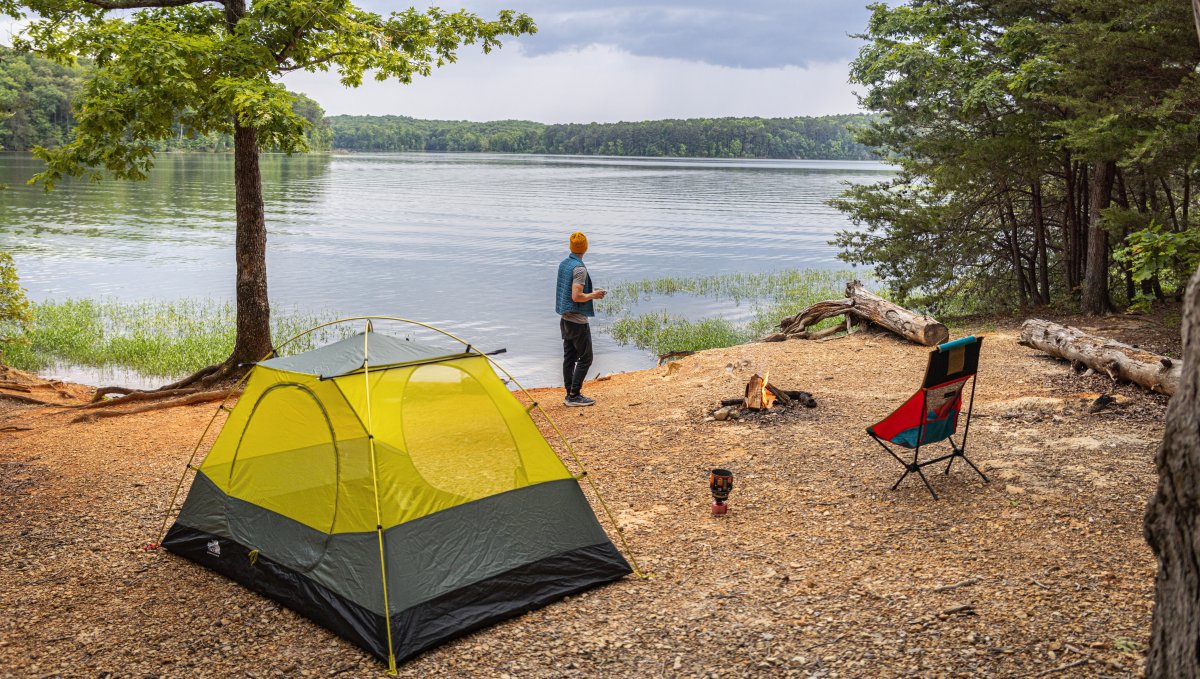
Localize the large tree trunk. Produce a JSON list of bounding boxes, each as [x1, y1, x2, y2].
[[1145, 267, 1200, 676], [1142, 10, 1200, 677], [1019, 319, 1181, 396], [1081, 160, 1116, 315], [764, 281, 948, 346], [230, 122, 273, 364]]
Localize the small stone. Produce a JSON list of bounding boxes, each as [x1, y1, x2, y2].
[[714, 407, 733, 421], [1005, 484, 1026, 495]]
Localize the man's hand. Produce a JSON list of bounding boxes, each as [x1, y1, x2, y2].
[[592, 289, 608, 300]]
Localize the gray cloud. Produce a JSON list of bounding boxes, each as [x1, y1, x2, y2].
[[364, 2, 873, 69]]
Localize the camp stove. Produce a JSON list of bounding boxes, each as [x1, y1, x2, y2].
[[709, 468, 734, 515]]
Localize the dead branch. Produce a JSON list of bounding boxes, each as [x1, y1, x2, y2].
[[762, 281, 948, 346], [1030, 659, 1088, 677], [933, 577, 980, 593]]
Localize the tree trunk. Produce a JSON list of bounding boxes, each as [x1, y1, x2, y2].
[[1082, 160, 1116, 315], [1144, 265, 1200, 677], [231, 122, 273, 364], [764, 281, 948, 346], [1143, 11, 1200, 675], [1032, 180, 1050, 305], [1018, 319, 1181, 396]]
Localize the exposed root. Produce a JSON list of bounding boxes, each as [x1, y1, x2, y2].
[[72, 389, 228, 423], [78, 387, 206, 410], [82, 359, 246, 415], [0, 392, 59, 406]]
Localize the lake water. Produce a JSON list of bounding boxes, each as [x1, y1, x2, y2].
[[0, 152, 894, 387]]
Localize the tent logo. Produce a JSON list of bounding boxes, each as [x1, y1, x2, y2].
[[206, 540, 221, 558]]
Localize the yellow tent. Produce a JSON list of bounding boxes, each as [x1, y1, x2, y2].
[[161, 322, 632, 670]]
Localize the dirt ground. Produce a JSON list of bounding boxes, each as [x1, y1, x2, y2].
[[0, 316, 1177, 678]]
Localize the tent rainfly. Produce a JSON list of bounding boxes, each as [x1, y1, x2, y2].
[[161, 327, 632, 670]]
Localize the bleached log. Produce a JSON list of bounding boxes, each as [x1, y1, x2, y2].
[[1019, 319, 1181, 396], [763, 281, 949, 346]]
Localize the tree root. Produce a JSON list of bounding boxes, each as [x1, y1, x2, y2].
[[0, 392, 60, 406], [79, 359, 246, 417], [72, 389, 228, 423]]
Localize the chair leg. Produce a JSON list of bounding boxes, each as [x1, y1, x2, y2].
[[915, 467, 939, 500], [960, 454, 990, 483], [891, 468, 910, 491], [944, 454, 955, 475]]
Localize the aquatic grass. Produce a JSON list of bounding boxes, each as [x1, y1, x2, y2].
[[2, 298, 349, 379], [597, 269, 869, 315], [599, 268, 877, 355], [608, 313, 752, 354]]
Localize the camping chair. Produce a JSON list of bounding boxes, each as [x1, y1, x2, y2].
[[866, 336, 988, 500]]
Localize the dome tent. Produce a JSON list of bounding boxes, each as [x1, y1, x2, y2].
[[160, 320, 633, 671]]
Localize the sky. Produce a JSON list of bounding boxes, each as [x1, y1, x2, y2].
[[281, 1, 875, 123]]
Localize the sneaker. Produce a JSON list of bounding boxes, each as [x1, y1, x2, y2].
[[564, 394, 596, 407]]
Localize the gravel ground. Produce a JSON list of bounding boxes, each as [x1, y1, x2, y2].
[[0, 319, 1172, 678]]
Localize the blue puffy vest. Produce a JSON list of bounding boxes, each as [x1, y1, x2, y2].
[[555, 254, 594, 317]]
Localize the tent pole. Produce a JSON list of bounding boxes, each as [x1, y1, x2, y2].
[[483, 355, 649, 580], [362, 326, 399, 674], [147, 356, 261, 548]]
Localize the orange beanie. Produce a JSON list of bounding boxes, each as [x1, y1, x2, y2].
[[569, 231, 588, 254]]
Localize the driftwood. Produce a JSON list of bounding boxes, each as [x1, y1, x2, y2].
[[763, 281, 949, 346], [1019, 319, 1181, 396]]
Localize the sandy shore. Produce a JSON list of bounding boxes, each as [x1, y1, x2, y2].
[[0, 317, 1175, 677]]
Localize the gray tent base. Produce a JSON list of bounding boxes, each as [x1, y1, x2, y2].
[[164, 524, 631, 663]]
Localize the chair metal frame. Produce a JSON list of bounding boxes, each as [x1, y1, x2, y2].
[[866, 338, 990, 500]]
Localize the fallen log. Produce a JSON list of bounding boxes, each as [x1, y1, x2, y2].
[[1018, 319, 1181, 396], [763, 281, 948, 346]]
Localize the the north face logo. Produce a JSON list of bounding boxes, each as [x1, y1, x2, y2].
[[206, 540, 221, 558]]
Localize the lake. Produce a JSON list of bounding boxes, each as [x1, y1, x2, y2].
[[0, 152, 894, 387]]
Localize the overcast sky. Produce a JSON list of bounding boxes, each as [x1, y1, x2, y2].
[[281, 1, 873, 123]]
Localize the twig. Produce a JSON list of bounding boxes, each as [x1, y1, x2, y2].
[[1031, 658, 1087, 677], [933, 577, 980, 593], [940, 604, 975, 615], [0, 426, 33, 432], [1030, 579, 1051, 590]]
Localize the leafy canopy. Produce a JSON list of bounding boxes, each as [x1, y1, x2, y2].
[[5, 0, 535, 186]]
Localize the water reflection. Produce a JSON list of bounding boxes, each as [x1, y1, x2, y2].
[[0, 152, 893, 386]]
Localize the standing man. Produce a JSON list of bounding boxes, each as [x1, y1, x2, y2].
[[556, 231, 606, 406]]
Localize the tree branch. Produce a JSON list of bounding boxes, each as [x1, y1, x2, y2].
[[80, 0, 222, 9]]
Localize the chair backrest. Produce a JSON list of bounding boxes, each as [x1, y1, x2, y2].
[[922, 335, 983, 388], [869, 336, 983, 449]]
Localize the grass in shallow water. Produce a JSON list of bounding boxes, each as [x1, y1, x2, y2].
[[601, 268, 877, 355], [2, 298, 347, 379]]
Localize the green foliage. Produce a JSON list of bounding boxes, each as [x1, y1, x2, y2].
[[12, 0, 535, 187], [0, 252, 33, 359], [835, 0, 1200, 312], [1115, 221, 1200, 310], [0, 46, 330, 152], [328, 114, 880, 160], [1, 297, 347, 377]]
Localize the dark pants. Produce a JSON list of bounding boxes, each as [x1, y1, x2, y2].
[[560, 318, 593, 396]]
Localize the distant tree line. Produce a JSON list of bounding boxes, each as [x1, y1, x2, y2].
[[0, 47, 331, 153], [835, 1, 1200, 315], [327, 114, 878, 159], [2, 48, 876, 162]]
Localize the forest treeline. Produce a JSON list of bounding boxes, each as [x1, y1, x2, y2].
[[326, 114, 878, 160], [0, 47, 332, 153], [835, 1, 1200, 314], [2, 47, 876, 161]]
